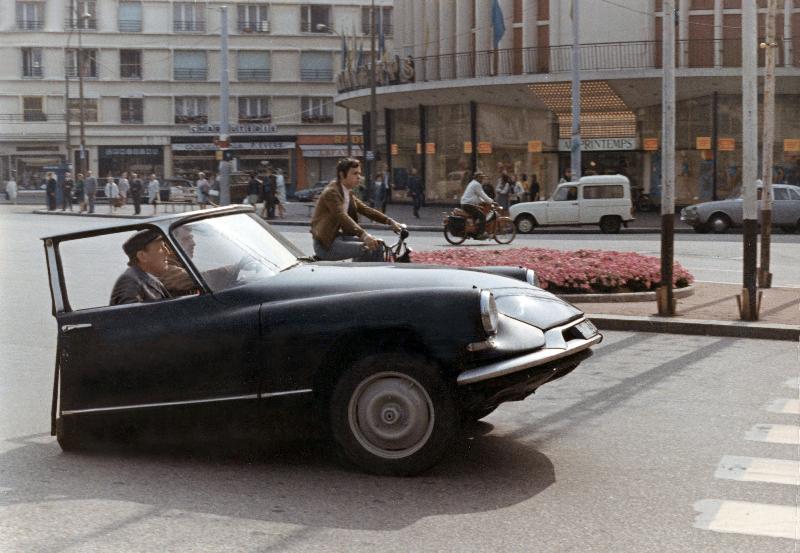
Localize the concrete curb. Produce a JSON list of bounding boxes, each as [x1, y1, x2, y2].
[[560, 285, 695, 303], [588, 313, 800, 341]]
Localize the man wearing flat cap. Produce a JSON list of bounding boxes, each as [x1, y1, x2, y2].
[[110, 229, 171, 305], [460, 171, 495, 238]]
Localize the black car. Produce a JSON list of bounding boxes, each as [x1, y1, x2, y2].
[[293, 180, 328, 202], [43, 206, 601, 475]]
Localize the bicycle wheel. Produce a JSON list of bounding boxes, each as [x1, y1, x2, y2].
[[493, 217, 516, 244], [443, 223, 467, 245]]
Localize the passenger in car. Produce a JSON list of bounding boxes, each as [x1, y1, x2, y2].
[[110, 229, 171, 305], [161, 225, 202, 296]]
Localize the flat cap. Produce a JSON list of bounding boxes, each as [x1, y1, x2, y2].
[[123, 229, 162, 259]]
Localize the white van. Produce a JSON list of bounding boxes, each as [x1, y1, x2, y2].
[[509, 175, 634, 234]]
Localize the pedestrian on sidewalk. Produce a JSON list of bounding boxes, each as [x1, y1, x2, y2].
[[496, 174, 511, 211], [275, 169, 287, 218], [147, 174, 160, 214], [407, 168, 423, 218], [196, 172, 210, 209], [61, 172, 74, 211], [45, 172, 57, 211], [105, 176, 119, 214], [530, 174, 541, 201], [5, 173, 17, 204], [74, 174, 85, 212], [85, 171, 97, 213], [118, 172, 130, 206], [261, 169, 276, 219], [130, 173, 143, 214]]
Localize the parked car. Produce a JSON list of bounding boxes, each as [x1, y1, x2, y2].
[[509, 175, 635, 234], [293, 180, 328, 202], [43, 206, 602, 475], [680, 183, 800, 233]]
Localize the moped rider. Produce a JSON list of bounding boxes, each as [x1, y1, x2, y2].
[[460, 171, 496, 238]]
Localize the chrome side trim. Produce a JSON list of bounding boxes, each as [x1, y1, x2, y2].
[[60, 388, 313, 416], [457, 334, 602, 386], [61, 323, 93, 333]]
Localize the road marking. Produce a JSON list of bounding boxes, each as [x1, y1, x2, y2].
[[744, 424, 800, 445], [785, 377, 800, 391], [694, 499, 800, 540], [715, 455, 800, 486], [766, 399, 800, 415]]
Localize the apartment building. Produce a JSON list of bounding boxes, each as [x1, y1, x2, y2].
[[0, 0, 393, 192]]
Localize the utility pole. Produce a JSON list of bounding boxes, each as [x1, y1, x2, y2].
[[64, 0, 74, 170], [368, 0, 378, 186], [76, 8, 88, 176], [758, 0, 778, 288], [570, 0, 581, 180], [739, 0, 760, 320], [317, 23, 353, 157], [658, 0, 676, 316], [218, 5, 231, 205]]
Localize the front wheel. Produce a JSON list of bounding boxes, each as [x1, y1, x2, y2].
[[443, 223, 467, 245], [599, 216, 622, 234], [329, 353, 458, 476], [515, 214, 536, 234], [493, 217, 516, 244], [708, 213, 731, 233]]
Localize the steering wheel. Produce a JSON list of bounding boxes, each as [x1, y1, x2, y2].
[[230, 254, 265, 286]]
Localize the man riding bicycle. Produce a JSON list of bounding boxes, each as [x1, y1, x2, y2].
[[460, 171, 496, 238], [311, 158, 403, 261]]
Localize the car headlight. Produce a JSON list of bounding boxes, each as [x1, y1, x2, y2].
[[480, 290, 499, 335], [525, 269, 540, 287]]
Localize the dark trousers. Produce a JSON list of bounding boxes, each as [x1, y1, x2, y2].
[[461, 203, 486, 234], [47, 194, 56, 210], [411, 193, 423, 217], [132, 193, 141, 214], [62, 195, 73, 211]]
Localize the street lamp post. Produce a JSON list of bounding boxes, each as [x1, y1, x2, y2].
[[368, 0, 377, 188], [317, 23, 353, 157], [75, 7, 90, 176]]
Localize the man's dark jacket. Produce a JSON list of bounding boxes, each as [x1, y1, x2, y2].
[[110, 265, 171, 305]]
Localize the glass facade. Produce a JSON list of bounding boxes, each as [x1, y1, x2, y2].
[[388, 107, 419, 201], [424, 104, 471, 202]]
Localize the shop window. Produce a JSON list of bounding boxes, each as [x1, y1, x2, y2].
[[238, 4, 269, 33], [238, 97, 271, 123], [66, 49, 98, 78], [121, 98, 143, 124], [300, 4, 331, 33], [301, 97, 333, 123], [300, 52, 333, 81], [23, 97, 46, 121], [174, 2, 206, 32], [174, 51, 207, 80], [16, 1, 44, 30], [66, 1, 97, 30], [175, 97, 207, 124], [21, 47, 43, 78], [237, 51, 271, 81], [118, 1, 142, 32], [361, 6, 392, 36], [120, 50, 142, 79], [68, 98, 98, 122]]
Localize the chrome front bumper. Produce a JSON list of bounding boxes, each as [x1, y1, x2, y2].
[[457, 318, 602, 386]]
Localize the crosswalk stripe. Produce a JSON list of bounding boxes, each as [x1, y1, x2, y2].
[[715, 455, 800, 486], [765, 399, 800, 415], [745, 424, 800, 445], [784, 377, 799, 391], [694, 499, 800, 540]]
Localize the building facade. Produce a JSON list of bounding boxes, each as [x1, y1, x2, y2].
[[1, 0, 393, 193], [336, 0, 800, 205]]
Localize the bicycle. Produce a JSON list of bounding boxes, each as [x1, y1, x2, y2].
[[443, 203, 516, 245]]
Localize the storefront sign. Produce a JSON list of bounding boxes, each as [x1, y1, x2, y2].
[[463, 141, 473, 154], [425, 142, 436, 154], [718, 138, 735, 151], [783, 139, 800, 152], [172, 141, 295, 152], [390, 143, 399, 155], [557, 138, 637, 151], [643, 138, 659, 151], [188, 124, 279, 134], [478, 141, 493, 154], [299, 145, 363, 158], [696, 136, 712, 150], [99, 147, 162, 157], [527, 140, 543, 153]]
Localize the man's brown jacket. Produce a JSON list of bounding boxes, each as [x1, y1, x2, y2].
[[310, 180, 391, 249]]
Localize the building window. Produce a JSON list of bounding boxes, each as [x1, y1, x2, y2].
[[300, 52, 333, 81], [22, 48, 43, 78], [16, 2, 44, 30], [300, 5, 331, 33], [238, 97, 271, 123], [120, 98, 143, 123], [68, 98, 98, 122], [66, 1, 97, 30], [66, 49, 98, 78], [120, 50, 142, 79], [173, 51, 208, 80], [23, 97, 46, 121], [175, 97, 207, 124], [361, 6, 392, 36], [118, 1, 142, 32], [301, 97, 333, 123], [174, 2, 206, 32], [238, 4, 269, 33], [237, 51, 270, 81]]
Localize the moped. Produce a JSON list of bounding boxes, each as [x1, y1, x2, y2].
[[443, 203, 516, 245]]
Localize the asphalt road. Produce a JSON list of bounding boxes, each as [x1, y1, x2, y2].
[[1, 206, 799, 551]]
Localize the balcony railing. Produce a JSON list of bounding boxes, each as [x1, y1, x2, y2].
[[121, 66, 142, 79], [118, 19, 142, 32], [337, 38, 800, 94], [23, 67, 44, 78], [301, 20, 330, 33], [174, 68, 208, 81], [16, 19, 44, 30], [238, 20, 270, 33], [237, 68, 271, 81], [301, 69, 333, 81], [0, 113, 64, 122], [174, 20, 206, 32], [301, 114, 333, 123], [175, 114, 208, 124], [362, 22, 393, 36], [65, 18, 97, 30], [65, 67, 97, 78], [239, 114, 272, 123]]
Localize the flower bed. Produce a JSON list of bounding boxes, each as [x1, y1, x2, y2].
[[411, 247, 694, 294]]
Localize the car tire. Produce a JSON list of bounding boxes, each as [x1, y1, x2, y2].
[[56, 417, 85, 452], [708, 213, 731, 233], [329, 353, 458, 476], [493, 217, 516, 244], [443, 224, 467, 245], [693, 223, 711, 234], [515, 214, 536, 234], [599, 216, 622, 234]]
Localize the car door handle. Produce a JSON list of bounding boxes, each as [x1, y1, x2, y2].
[[61, 323, 93, 333]]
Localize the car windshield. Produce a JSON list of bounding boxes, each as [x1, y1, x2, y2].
[[172, 213, 302, 292]]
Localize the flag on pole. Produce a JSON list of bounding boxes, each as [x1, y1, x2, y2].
[[357, 34, 365, 67], [492, 0, 506, 49], [341, 31, 348, 70]]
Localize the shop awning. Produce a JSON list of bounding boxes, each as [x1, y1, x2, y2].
[[299, 144, 363, 158]]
